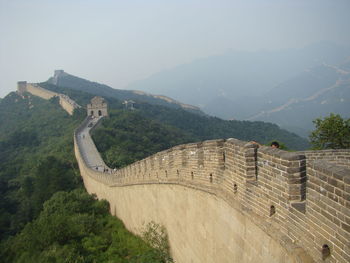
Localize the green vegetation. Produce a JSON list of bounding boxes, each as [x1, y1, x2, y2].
[[92, 105, 308, 168], [92, 109, 195, 168], [1, 190, 168, 263], [309, 113, 350, 149], [41, 80, 310, 151], [39, 82, 98, 108], [0, 92, 82, 238], [136, 103, 309, 150], [142, 222, 173, 263], [0, 92, 169, 262]]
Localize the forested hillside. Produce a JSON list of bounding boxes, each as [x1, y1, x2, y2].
[[0, 92, 170, 262], [136, 103, 309, 150], [41, 80, 309, 151], [92, 105, 309, 170], [92, 110, 196, 168], [0, 92, 83, 239]]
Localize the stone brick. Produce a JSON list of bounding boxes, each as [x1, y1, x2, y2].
[[344, 192, 350, 202], [328, 177, 339, 187], [341, 222, 350, 233]]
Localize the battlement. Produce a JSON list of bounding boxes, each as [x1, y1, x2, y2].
[[74, 117, 350, 263]]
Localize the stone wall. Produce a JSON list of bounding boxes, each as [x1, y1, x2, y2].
[[74, 117, 350, 262], [305, 161, 350, 261], [17, 82, 81, 115], [301, 149, 350, 168], [58, 93, 81, 115], [26, 83, 58, 100], [74, 132, 311, 262]]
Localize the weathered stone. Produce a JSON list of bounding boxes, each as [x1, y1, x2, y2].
[[341, 222, 350, 233]]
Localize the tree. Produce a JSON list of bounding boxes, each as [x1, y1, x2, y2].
[[309, 113, 350, 149]]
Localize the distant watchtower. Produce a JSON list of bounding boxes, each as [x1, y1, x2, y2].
[[17, 81, 27, 94], [52, 70, 66, 85], [87, 96, 108, 117]]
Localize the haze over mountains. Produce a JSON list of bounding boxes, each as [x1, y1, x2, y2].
[[46, 71, 203, 115], [36, 70, 308, 150], [125, 42, 350, 137]]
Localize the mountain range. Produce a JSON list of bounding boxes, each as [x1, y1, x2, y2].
[[46, 70, 203, 115], [124, 42, 350, 137], [39, 70, 309, 149]]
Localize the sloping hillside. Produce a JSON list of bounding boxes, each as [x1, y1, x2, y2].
[[0, 92, 83, 237], [40, 77, 309, 150]]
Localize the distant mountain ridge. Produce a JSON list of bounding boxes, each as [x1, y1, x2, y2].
[[247, 63, 350, 136], [47, 70, 203, 115], [123, 42, 350, 136], [36, 71, 310, 150]]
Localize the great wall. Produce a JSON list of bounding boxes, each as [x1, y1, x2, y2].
[[17, 80, 350, 263], [17, 81, 81, 115]]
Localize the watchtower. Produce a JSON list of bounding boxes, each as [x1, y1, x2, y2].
[[17, 81, 27, 94], [52, 70, 65, 85], [54, 70, 64, 77], [87, 96, 108, 117]]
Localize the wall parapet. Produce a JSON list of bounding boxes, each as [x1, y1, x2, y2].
[[74, 119, 350, 262], [300, 149, 350, 168]]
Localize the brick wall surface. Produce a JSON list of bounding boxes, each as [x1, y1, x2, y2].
[[300, 150, 350, 168]]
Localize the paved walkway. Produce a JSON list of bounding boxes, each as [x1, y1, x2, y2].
[[76, 116, 109, 172]]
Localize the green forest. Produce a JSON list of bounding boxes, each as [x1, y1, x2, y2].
[[0, 92, 170, 262]]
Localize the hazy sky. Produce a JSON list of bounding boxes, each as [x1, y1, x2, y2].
[[1, 0, 349, 97]]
